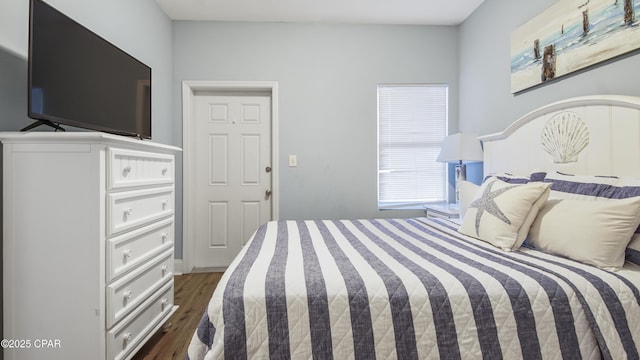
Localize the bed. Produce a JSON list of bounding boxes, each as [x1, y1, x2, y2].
[[186, 95, 640, 360]]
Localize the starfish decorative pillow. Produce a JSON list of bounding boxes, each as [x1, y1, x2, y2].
[[458, 177, 551, 251]]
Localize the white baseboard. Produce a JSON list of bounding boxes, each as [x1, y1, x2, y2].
[[173, 259, 227, 275], [174, 259, 183, 275]]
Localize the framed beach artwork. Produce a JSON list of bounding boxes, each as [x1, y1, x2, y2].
[[511, 0, 640, 93]]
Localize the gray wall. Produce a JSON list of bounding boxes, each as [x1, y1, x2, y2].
[[459, 0, 640, 136], [9, 0, 636, 262], [173, 22, 460, 256], [0, 49, 30, 130]]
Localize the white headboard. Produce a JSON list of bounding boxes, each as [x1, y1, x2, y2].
[[480, 95, 640, 178]]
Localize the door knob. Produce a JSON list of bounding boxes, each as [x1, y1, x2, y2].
[[265, 166, 272, 173], [265, 190, 272, 199]]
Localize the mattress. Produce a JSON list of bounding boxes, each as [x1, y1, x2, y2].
[[186, 217, 640, 360]]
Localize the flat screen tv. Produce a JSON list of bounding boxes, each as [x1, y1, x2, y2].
[[27, 0, 152, 139]]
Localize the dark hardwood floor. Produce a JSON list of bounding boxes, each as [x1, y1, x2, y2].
[[133, 272, 223, 360]]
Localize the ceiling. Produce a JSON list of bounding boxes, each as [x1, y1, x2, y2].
[[155, 0, 485, 26]]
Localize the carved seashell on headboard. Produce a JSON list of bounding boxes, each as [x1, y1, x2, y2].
[[541, 112, 589, 163]]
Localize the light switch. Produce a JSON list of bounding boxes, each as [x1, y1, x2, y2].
[[289, 155, 297, 167]]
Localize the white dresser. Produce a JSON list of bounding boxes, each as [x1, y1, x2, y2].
[[1, 132, 181, 360]]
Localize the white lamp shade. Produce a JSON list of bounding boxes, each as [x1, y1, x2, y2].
[[436, 133, 483, 163]]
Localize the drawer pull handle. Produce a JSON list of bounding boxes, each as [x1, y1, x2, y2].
[[161, 168, 168, 175], [161, 233, 168, 243], [122, 166, 132, 176], [161, 265, 169, 275], [161, 298, 169, 310], [123, 249, 133, 258], [124, 290, 133, 301], [123, 332, 132, 345], [162, 200, 169, 209], [123, 208, 133, 219]]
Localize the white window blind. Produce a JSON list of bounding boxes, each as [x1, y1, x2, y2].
[[377, 84, 448, 208]]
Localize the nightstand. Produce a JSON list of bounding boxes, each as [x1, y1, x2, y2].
[[424, 202, 460, 219]]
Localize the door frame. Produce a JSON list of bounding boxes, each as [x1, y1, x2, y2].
[[181, 80, 279, 273]]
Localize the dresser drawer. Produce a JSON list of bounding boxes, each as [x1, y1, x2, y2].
[[107, 280, 175, 360], [107, 218, 174, 282], [107, 186, 174, 236], [108, 148, 174, 190], [106, 249, 173, 328]]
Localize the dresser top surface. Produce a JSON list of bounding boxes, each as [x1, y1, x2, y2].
[[0, 131, 181, 152]]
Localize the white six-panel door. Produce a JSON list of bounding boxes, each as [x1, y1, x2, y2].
[[192, 93, 272, 268]]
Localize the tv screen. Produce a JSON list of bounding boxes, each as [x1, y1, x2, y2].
[[28, 0, 151, 139]]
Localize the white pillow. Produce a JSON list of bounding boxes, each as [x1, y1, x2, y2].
[[458, 177, 551, 251], [609, 177, 640, 266], [529, 197, 640, 270], [458, 180, 480, 219], [541, 171, 640, 266]]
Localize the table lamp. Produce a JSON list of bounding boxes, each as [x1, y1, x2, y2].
[[436, 133, 483, 204]]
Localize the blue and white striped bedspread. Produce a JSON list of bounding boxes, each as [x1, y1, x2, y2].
[[186, 218, 640, 360]]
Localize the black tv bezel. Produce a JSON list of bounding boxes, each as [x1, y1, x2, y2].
[[27, 0, 152, 139]]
